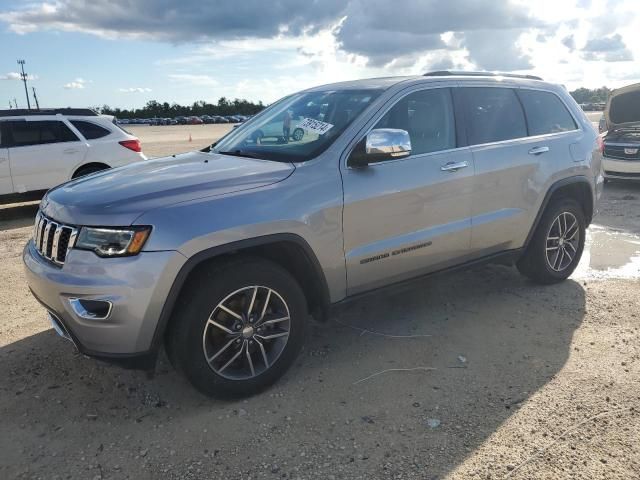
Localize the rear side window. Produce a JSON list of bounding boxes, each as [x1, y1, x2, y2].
[[9, 120, 79, 147], [71, 120, 111, 140], [461, 87, 527, 145], [517, 90, 577, 135], [374, 88, 456, 155]]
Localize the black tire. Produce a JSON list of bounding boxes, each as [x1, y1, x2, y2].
[[72, 165, 109, 179], [517, 198, 586, 284], [292, 128, 304, 141], [167, 257, 308, 398]]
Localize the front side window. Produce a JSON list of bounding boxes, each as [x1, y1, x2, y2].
[[517, 90, 577, 135], [212, 89, 381, 162], [9, 120, 79, 147], [373, 88, 456, 156], [462, 87, 527, 145]]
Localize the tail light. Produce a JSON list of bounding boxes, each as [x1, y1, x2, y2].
[[597, 135, 604, 154], [119, 139, 141, 152]]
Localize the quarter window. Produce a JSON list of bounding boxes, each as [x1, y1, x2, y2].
[[462, 88, 527, 145], [517, 90, 577, 135], [71, 120, 111, 140], [374, 88, 456, 156], [9, 120, 79, 147]]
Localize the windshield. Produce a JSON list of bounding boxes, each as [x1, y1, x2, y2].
[[212, 89, 382, 162]]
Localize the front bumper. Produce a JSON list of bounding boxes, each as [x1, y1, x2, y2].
[[603, 157, 640, 180], [23, 240, 187, 361]]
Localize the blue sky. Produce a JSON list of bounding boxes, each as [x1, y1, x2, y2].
[[1, 0, 638, 109]]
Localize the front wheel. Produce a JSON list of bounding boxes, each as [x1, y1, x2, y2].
[[517, 199, 586, 284], [167, 257, 308, 398]]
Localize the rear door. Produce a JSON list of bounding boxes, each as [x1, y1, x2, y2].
[[0, 122, 13, 194], [341, 86, 475, 295], [461, 86, 581, 254], [7, 119, 87, 193]]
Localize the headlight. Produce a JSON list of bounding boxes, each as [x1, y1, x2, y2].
[[76, 226, 151, 257]]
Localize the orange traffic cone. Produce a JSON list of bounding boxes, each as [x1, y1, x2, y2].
[[188, 133, 192, 142]]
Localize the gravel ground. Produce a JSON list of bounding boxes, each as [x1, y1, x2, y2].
[[1, 125, 638, 479]]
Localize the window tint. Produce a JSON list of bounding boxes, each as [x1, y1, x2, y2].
[[517, 90, 577, 135], [71, 120, 111, 140], [374, 88, 455, 156], [9, 121, 79, 147], [462, 88, 527, 145]]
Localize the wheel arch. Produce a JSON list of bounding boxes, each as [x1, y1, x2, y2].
[[152, 233, 331, 353], [72, 162, 110, 179], [524, 175, 594, 248]]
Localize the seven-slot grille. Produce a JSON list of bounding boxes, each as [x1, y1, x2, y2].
[[603, 143, 640, 161], [33, 212, 78, 265]]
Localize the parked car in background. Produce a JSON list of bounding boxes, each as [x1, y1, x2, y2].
[[187, 116, 204, 125], [23, 72, 601, 398], [0, 108, 146, 203], [601, 82, 640, 182]]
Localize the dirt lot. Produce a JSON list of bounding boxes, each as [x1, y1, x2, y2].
[[1, 123, 639, 480]]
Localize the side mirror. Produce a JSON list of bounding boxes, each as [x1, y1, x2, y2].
[[348, 128, 411, 167]]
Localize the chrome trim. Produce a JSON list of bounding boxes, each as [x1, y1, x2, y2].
[[67, 229, 78, 259], [528, 146, 550, 155], [603, 142, 640, 147], [48, 312, 74, 344], [32, 212, 79, 266], [68, 298, 113, 321], [440, 160, 469, 172], [365, 128, 411, 158], [51, 225, 62, 261]]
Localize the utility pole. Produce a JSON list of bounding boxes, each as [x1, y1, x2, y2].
[[17, 59, 31, 110], [32, 87, 40, 110]]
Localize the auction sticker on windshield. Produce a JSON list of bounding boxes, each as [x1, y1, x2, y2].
[[299, 118, 334, 135]]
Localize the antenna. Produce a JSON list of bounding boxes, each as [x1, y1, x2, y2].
[[32, 87, 40, 110], [17, 59, 32, 110]]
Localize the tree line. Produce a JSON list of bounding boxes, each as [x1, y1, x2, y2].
[[97, 97, 266, 119], [569, 87, 611, 104], [93, 87, 614, 119]]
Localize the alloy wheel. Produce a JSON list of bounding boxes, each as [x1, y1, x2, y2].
[[545, 211, 580, 272], [202, 286, 291, 380]]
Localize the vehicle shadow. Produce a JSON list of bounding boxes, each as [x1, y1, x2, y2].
[[0, 201, 39, 231], [0, 264, 585, 479]]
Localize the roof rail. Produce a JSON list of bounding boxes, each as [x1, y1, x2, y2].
[[0, 108, 99, 118], [424, 70, 543, 81]]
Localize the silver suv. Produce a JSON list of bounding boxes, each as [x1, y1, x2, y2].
[[23, 72, 603, 398]]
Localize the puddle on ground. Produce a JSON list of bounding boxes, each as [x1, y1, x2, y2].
[[572, 224, 640, 280]]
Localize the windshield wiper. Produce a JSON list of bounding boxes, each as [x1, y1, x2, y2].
[[218, 150, 261, 159]]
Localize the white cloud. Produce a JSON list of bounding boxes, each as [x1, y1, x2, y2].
[[118, 87, 152, 93], [1, 71, 38, 80], [63, 77, 86, 89]]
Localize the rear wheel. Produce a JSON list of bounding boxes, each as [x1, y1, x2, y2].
[[517, 199, 586, 284], [167, 257, 308, 398]]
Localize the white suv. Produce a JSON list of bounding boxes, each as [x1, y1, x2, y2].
[[0, 108, 146, 202]]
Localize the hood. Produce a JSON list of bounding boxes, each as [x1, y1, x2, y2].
[[41, 151, 295, 226], [605, 82, 640, 130]]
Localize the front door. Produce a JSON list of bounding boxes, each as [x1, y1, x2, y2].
[[341, 87, 475, 295], [7, 119, 86, 193]]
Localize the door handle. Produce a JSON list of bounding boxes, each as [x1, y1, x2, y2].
[[528, 146, 549, 155], [63, 148, 78, 154], [440, 161, 469, 172]]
